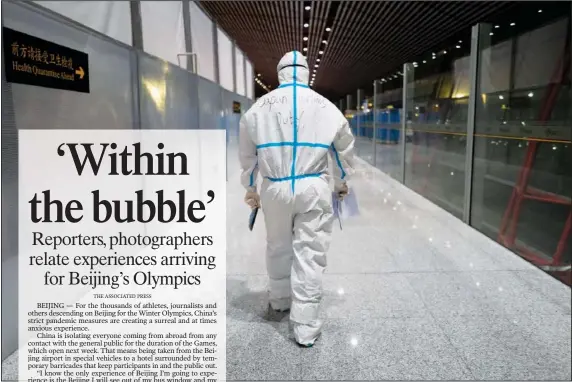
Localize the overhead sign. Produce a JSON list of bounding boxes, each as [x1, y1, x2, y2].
[[232, 101, 241, 114], [2, 27, 90, 93]]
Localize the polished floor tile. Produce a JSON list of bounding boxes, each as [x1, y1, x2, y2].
[[320, 274, 428, 320], [435, 314, 571, 380], [228, 319, 302, 381], [298, 317, 474, 380], [406, 270, 570, 318]]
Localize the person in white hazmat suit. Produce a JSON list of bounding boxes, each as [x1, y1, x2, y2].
[[238, 51, 356, 347]]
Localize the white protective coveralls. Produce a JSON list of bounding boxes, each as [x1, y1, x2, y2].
[[238, 51, 356, 346]]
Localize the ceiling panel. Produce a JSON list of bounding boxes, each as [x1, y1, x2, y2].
[[200, 1, 518, 100]]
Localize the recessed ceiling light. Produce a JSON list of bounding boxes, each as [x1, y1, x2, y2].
[[303, 37, 308, 41], [319, 50, 323, 55], [443, 50, 447, 54], [510, 22, 515, 26], [495, 25, 500, 28], [304, 23, 309, 28], [538, 9, 542, 13], [305, 6, 310, 10], [317, 58, 320, 62], [456, 45, 460, 48], [315, 64, 319, 68], [326, 27, 331, 32], [423, 60, 426, 63], [322, 40, 327, 44], [458, 40, 462, 43], [490, 32, 494, 36], [303, 47, 308, 51]]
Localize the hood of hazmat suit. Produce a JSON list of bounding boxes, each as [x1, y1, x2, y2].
[[238, 51, 356, 346]]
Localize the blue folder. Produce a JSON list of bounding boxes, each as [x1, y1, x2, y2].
[[248, 207, 259, 231]]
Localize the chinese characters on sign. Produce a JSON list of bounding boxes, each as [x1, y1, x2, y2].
[[3, 27, 89, 93], [11, 43, 75, 69]]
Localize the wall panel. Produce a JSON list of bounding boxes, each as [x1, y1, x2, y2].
[[33, 1, 132, 45], [217, 27, 234, 91], [141, 1, 186, 68], [189, 1, 215, 81]]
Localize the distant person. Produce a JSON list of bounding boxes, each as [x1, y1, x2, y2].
[[238, 51, 356, 347]]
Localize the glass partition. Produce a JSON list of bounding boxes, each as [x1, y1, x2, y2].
[[471, 3, 571, 285], [403, 29, 473, 218], [374, 78, 404, 179]]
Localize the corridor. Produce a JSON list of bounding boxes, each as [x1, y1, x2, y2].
[[225, 145, 571, 381]]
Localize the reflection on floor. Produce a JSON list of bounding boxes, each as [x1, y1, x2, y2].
[[226, 144, 571, 381], [2, 143, 570, 381]]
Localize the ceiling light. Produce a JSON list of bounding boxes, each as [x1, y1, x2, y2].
[[456, 45, 460, 49], [443, 50, 447, 54], [304, 23, 309, 28], [433, 56, 436, 60], [538, 9, 542, 13], [490, 32, 494, 36], [459, 40, 462, 43], [326, 27, 331, 32], [528, 92, 533, 97], [303, 47, 308, 51], [315, 64, 319, 68], [322, 40, 327, 44], [257, 74, 261, 77], [317, 58, 320, 62], [510, 22, 515, 26], [495, 25, 500, 28], [303, 37, 308, 41], [423, 60, 426, 63], [499, 95, 504, 100], [305, 6, 310, 10]]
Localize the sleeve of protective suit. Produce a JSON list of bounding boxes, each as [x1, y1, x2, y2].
[[238, 115, 259, 192], [329, 117, 356, 187]]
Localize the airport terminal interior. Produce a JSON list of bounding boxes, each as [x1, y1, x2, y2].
[[2, 1, 571, 380]]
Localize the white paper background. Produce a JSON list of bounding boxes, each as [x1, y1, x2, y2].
[[19, 129, 226, 380]]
